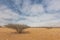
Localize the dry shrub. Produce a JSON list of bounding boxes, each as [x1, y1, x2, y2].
[[0, 26, 2, 28], [46, 27, 52, 29], [4, 24, 30, 33]]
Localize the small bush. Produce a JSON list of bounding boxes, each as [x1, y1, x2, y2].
[[4, 24, 30, 33], [0, 26, 2, 28], [46, 27, 52, 29]]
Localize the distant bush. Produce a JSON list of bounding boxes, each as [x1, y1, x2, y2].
[[46, 27, 52, 29], [0, 26, 2, 28], [4, 24, 30, 33]]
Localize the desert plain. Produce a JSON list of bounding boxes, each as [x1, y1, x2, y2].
[[0, 27, 60, 40]]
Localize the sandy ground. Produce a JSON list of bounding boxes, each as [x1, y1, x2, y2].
[[0, 28, 60, 40]]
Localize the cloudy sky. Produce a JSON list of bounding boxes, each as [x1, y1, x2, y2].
[[0, 0, 60, 27]]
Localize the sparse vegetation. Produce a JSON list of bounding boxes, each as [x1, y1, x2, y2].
[[46, 27, 52, 29], [0, 26, 2, 28], [0, 28, 60, 40], [4, 24, 30, 33], [44, 27, 53, 29]]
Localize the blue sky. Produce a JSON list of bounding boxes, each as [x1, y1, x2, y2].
[[0, 0, 60, 27]]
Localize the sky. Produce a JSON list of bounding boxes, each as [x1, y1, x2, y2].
[[0, 0, 60, 27]]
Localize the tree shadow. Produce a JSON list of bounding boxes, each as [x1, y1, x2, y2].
[[10, 31, 30, 34]]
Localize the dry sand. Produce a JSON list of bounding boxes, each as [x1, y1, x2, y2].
[[0, 28, 60, 40]]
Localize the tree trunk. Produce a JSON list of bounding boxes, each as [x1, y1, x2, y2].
[[16, 28, 23, 33]]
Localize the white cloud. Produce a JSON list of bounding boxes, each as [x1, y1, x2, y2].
[[30, 4, 44, 15], [0, 4, 20, 25], [0, 0, 60, 27], [16, 0, 60, 27], [43, 0, 60, 12], [17, 12, 60, 27]]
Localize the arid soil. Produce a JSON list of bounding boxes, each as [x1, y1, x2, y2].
[[0, 28, 60, 40]]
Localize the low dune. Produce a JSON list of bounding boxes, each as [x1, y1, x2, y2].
[[0, 28, 60, 40]]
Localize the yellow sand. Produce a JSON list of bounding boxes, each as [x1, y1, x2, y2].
[[0, 28, 60, 40]]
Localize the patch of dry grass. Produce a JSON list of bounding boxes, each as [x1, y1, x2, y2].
[[0, 28, 60, 40]]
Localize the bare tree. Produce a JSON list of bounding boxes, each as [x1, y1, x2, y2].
[[4, 24, 30, 33]]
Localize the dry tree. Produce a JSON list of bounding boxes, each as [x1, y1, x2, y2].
[[4, 24, 30, 33]]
